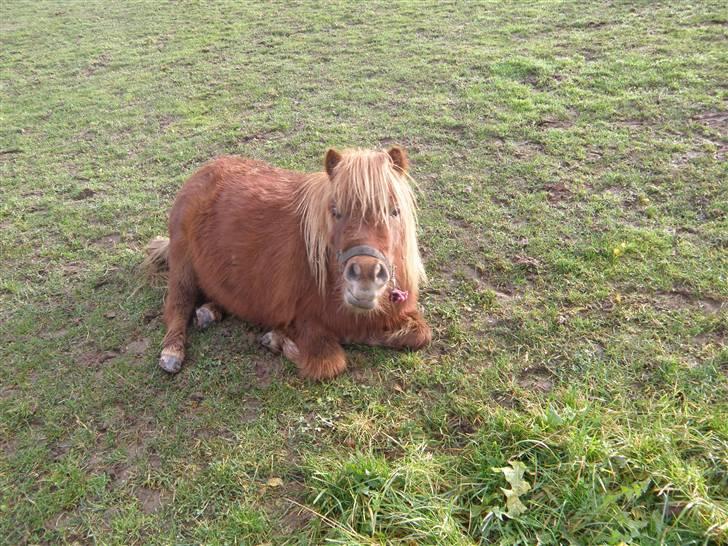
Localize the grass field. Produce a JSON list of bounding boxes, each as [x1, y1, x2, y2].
[[1, 1, 727, 544]]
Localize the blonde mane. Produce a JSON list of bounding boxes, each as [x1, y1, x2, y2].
[[296, 149, 426, 294]]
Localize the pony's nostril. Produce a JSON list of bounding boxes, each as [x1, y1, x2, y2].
[[346, 262, 360, 281]]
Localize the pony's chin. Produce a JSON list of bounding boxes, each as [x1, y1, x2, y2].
[[344, 300, 376, 313], [343, 292, 380, 313]]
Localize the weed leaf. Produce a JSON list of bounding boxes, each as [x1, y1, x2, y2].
[[494, 461, 532, 517]]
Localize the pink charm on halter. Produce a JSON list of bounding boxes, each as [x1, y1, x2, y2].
[[390, 288, 408, 303]]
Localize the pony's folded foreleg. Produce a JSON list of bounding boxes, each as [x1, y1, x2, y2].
[[260, 328, 347, 380], [376, 311, 432, 351]]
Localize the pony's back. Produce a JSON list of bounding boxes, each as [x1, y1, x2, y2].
[[173, 156, 312, 328]]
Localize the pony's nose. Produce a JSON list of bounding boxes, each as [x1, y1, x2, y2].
[[344, 256, 390, 288]]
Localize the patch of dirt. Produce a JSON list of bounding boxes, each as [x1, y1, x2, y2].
[[446, 414, 477, 435], [79, 349, 120, 367], [238, 128, 283, 144], [716, 144, 728, 161], [86, 451, 107, 473], [137, 487, 170, 514], [254, 358, 285, 388], [238, 398, 263, 423], [348, 365, 381, 385], [692, 332, 725, 350], [0, 385, 18, 401], [580, 48, 598, 61], [600, 186, 640, 207], [379, 136, 420, 154], [125, 338, 151, 356], [512, 255, 542, 275], [184, 392, 208, 417], [694, 111, 727, 133], [618, 120, 646, 128], [672, 150, 703, 167], [147, 452, 162, 470], [537, 118, 573, 129], [26, 203, 48, 214], [82, 53, 110, 77], [143, 309, 161, 323], [1, 438, 18, 458], [46, 328, 69, 340], [462, 265, 519, 302], [72, 188, 96, 200], [260, 480, 311, 534], [158, 114, 178, 130], [279, 502, 313, 534], [100, 507, 121, 532], [544, 182, 571, 203], [693, 111, 727, 159], [51, 442, 72, 461], [513, 141, 545, 159], [517, 366, 555, 393], [45, 511, 74, 531], [652, 291, 725, 314], [109, 462, 133, 487], [586, 20, 608, 28], [492, 391, 519, 409], [61, 262, 85, 276], [94, 233, 121, 248]]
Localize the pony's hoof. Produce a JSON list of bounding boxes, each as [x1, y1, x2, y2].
[[195, 306, 215, 329], [259, 331, 281, 353], [159, 354, 182, 374]]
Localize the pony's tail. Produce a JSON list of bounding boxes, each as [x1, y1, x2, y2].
[[142, 236, 170, 285]]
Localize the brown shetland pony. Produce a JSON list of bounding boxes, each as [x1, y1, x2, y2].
[[144, 146, 431, 380]]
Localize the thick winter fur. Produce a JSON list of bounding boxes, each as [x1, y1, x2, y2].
[[147, 147, 431, 379], [142, 236, 170, 284]]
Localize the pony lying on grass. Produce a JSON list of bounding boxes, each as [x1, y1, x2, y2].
[[144, 146, 431, 379]]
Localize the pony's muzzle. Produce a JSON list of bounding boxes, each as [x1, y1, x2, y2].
[[343, 256, 390, 310]]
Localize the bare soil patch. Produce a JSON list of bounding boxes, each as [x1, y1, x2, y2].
[[254, 358, 286, 388], [653, 291, 725, 314], [512, 255, 542, 276], [463, 265, 519, 302], [694, 111, 727, 133], [492, 391, 519, 409], [82, 53, 110, 77], [125, 338, 151, 356], [538, 118, 573, 129], [517, 366, 555, 393], [137, 487, 171, 514], [544, 182, 572, 203], [94, 233, 121, 248]]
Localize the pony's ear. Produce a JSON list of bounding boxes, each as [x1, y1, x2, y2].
[[325, 148, 342, 178], [387, 146, 409, 173]]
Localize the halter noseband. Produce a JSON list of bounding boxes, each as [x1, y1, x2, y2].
[[336, 245, 391, 273], [335, 245, 408, 304]]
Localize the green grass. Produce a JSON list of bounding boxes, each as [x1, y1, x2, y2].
[[1, 1, 727, 544]]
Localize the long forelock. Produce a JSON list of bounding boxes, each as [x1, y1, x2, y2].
[[297, 149, 427, 293]]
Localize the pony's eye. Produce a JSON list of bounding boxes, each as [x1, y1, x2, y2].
[[391, 207, 400, 217], [332, 205, 342, 220]]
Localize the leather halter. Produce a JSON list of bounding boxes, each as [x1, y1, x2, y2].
[[336, 245, 408, 304], [336, 245, 391, 275]]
